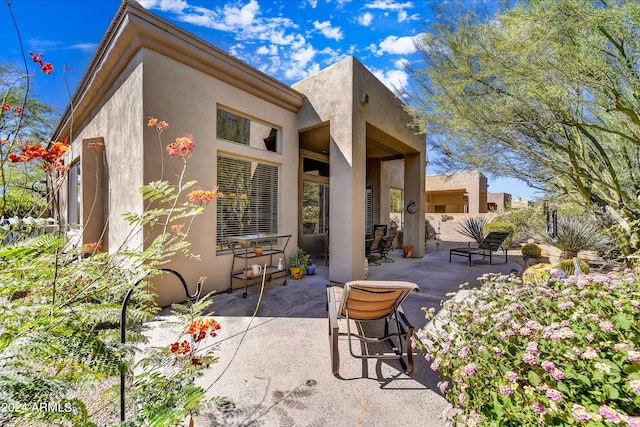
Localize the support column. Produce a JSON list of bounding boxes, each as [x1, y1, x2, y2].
[[403, 151, 425, 257], [329, 125, 366, 283]]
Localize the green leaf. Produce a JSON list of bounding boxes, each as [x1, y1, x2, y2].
[[528, 370, 541, 386], [603, 384, 620, 400], [612, 314, 633, 331]]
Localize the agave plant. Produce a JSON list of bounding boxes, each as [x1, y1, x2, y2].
[[455, 216, 491, 244], [542, 215, 612, 257]]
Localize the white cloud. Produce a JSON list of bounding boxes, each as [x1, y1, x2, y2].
[[138, 0, 189, 13], [68, 43, 98, 52], [223, 0, 259, 27], [359, 12, 373, 26], [313, 20, 343, 41], [372, 67, 409, 91], [375, 33, 422, 55], [364, 0, 414, 11]]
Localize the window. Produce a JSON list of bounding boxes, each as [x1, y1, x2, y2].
[[216, 108, 278, 153], [216, 155, 278, 250], [68, 161, 81, 226], [365, 185, 373, 237], [302, 182, 329, 235]]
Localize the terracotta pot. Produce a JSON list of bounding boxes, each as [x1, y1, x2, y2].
[[254, 247, 264, 256]]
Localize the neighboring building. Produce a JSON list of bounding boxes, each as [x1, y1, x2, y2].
[[53, 0, 425, 305], [425, 171, 488, 214], [511, 197, 532, 209], [487, 192, 512, 211]]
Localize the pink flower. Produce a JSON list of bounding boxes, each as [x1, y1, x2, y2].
[[522, 352, 536, 364], [458, 393, 466, 405], [571, 404, 590, 421], [629, 417, 640, 427], [550, 368, 565, 381], [545, 388, 562, 402], [629, 380, 640, 393], [437, 380, 449, 394], [582, 347, 598, 360], [505, 371, 518, 382], [461, 363, 477, 376], [594, 362, 611, 373], [498, 384, 512, 396], [599, 405, 624, 424], [541, 360, 555, 372], [599, 320, 615, 332], [628, 351, 640, 363]]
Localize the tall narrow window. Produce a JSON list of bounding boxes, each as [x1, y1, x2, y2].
[[68, 161, 81, 226], [216, 155, 279, 250], [216, 108, 279, 153]]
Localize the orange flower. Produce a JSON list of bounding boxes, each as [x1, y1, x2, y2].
[[147, 117, 169, 133], [166, 134, 194, 158], [9, 139, 69, 167], [170, 223, 186, 233], [187, 189, 214, 205], [82, 241, 103, 253]]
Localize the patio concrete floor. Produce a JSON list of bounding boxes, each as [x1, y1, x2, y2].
[[144, 243, 521, 427]]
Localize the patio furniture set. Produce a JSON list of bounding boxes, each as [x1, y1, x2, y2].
[[365, 225, 398, 266]]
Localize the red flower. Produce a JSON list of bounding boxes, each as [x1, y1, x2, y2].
[[15, 106, 22, 114], [2, 103, 10, 111], [166, 134, 194, 158], [29, 52, 53, 75]]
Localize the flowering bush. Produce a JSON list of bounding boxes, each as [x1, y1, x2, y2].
[[416, 270, 640, 426]]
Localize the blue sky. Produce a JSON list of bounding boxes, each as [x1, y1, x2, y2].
[[1, 0, 538, 200]]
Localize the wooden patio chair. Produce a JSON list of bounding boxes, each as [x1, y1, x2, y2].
[[449, 231, 510, 266], [326, 280, 419, 377]]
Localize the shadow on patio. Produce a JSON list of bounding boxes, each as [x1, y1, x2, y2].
[[145, 243, 521, 426]]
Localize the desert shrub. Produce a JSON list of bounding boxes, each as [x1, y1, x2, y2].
[[494, 206, 545, 245], [455, 216, 491, 243], [521, 243, 542, 258], [417, 270, 640, 426], [542, 215, 612, 257]]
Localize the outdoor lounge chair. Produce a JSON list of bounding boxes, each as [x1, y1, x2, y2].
[[449, 231, 510, 266], [326, 280, 419, 377]]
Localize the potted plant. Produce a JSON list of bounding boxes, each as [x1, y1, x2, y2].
[[288, 247, 310, 280]]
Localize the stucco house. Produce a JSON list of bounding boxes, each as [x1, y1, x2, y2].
[[53, 0, 425, 305], [425, 171, 488, 215]]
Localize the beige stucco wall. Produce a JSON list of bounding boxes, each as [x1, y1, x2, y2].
[[426, 171, 487, 214], [61, 53, 145, 252], [141, 50, 300, 305], [293, 57, 425, 283]]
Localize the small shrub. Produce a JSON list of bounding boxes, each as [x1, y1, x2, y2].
[[521, 243, 542, 258], [416, 269, 640, 426], [556, 258, 590, 275]]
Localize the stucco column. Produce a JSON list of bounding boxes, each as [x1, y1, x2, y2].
[[329, 124, 366, 283], [403, 151, 425, 257]]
